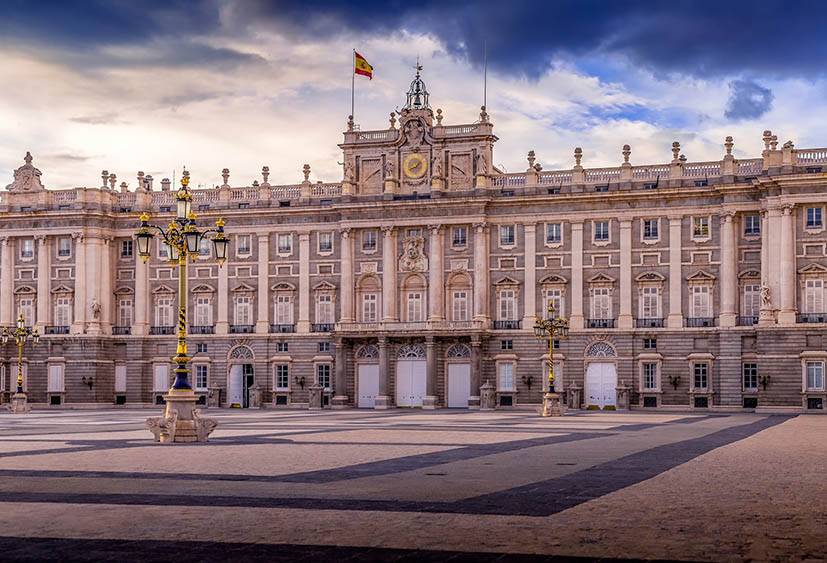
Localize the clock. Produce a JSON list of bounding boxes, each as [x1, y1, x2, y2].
[[403, 153, 428, 179]]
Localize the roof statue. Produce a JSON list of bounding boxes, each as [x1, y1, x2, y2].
[[5, 151, 45, 192]]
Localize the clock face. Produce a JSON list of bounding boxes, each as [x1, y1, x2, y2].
[[403, 153, 428, 179]]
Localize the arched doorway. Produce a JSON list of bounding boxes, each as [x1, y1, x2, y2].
[[585, 341, 617, 410], [227, 345, 255, 408], [396, 343, 426, 407], [445, 344, 471, 408], [356, 344, 379, 408]]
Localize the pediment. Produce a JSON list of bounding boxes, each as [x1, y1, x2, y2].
[[113, 285, 134, 295], [13, 285, 35, 294], [635, 271, 665, 283], [686, 270, 717, 282], [587, 272, 616, 284], [50, 283, 74, 294], [798, 263, 827, 275], [313, 280, 337, 291], [152, 284, 175, 294], [540, 274, 568, 285], [191, 284, 215, 293], [232, 282, 256, 293], [270, 281, 296, 291], [493, 275, 520, 286], [738, 269, 761, 279]]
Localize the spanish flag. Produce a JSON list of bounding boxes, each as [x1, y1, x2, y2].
[[354, 51, 373, 80]]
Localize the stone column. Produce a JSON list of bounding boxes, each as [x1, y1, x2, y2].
[[85, 236, 103, 335], [133, 236, 149, 336], [216, 255, 229, 334], [428, 225, 444, 322], [570, 221, 584, 329], [778, 204, 797, 324], [423, 336, 437, 409], [618, 219, 633, 329], [473, 223, 489, 322], [340, 228, 354, 323], [382, 226, 397, 321], [766, 207, 782, 314], [0, 238, 13, 325], [758, 210, 773, 325], [522, 223, 537, 328], [375, 337, 391, 409], [100, 237, 113, 331], [298, 233, 311, 332], [256, 234, 270, 334], [469, 336, 482, 408], [71, 233, 86, 334], [35, 235, 49, 331], [719, 212, 737, 327], [332, 338, 348, 407], [667, 216, 683, 328]]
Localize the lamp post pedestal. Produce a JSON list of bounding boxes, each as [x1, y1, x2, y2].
[[146, 391, 217, 443], [541, 392, 565, 417], [9, 392, 31, 414]]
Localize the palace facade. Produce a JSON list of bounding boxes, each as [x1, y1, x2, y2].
[[2, 72, 827, 412]]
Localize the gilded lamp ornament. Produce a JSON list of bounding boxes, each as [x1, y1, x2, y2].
[[533, 302, 569, 417]]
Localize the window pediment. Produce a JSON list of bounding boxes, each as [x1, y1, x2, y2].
[[152, 284, 175, 294], [113, 285, 134, 295], [686, 270, 716, 284], [191, 284, 215, 294], [634, 271, 665, 283], [270, 281, 296, 292], [50, 283, 74, 294], [232, 282, 256, 293], [494, 275, 520, 287], [540, 274, 568, 285], [738, 269, 761, 279], [587, 272, 616, 285], [313, 280, 337, 292], [13, 285, 35, 294], [798, 263, 827, 277]]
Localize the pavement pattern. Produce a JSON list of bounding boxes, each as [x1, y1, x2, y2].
[[0, 408, 823, 562]]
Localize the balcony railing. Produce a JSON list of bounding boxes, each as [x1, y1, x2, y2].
[[737, 316, 758, 326], [190, 325, 215, 334], [684, 317, 717, 328], [270, 323, 296, 333], [230, 324, 255, 334], [797, 313, 827, 323], [44, 326, 70, 335], [587, 318, 616, 329], [493, 320, 522, 330], [112, 326, 131, 335], [635, 318, 664, 328], [149, 326, 175, 335], [311, 323, 334, 332]]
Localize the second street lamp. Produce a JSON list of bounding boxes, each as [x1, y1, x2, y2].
[[1, 312, 39, 414], [533, 302, 569, 417]]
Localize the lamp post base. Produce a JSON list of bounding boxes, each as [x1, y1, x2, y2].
[[8, 392, 31, 414], [541, 392, 565, 417], [146, 391, 217, 443]]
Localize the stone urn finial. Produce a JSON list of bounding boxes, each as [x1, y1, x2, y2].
[[574, 147, 583, 167], [119, 181, 128, 192], [101, 170, 109, 189], [527, 150, 536, 168], [221, 168, 229, 186], [109, 173, 117, 190], [145, 174, 153, 190], [137, 171, 145, 190], [262, 166, 270, 185], [770, 135, 778, 151], [725, 136, 734, 155], [679, 154, 687, 164], [303, 164, 311, 181], [622, 144, 631, 163], [671, 141, 680, 161], [763, 130, 772, 150], [389, 112, 397, 129], [436, 108, 443, 126]]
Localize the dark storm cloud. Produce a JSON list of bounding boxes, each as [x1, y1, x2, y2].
[[724, 80, 774, 121]]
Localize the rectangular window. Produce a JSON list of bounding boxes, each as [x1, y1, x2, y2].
[[362, 230, 376, 251], [501, 339, 513, 351], [21, 239, 34, 258], [807, 207, 823, 229], [121, 240, 133, 258], [744, 215, 760, 236], [276, 295, 293, 324], [114, 365, 127, 393], [594, 221, 609, 241], [546, 223, 562, 244], [235, 296, 252, 325], [498, 363, 515, 391], [743, 363, 758, 391], [452, 227, 467, 248], [643, 338, 657, 349], [500, 225, 515, 246], [643, 363, 658, 391], [543, 289, 563, 318], [316, 294, 333, 324], [58, 237, 71, 257], [277, 342, 289, 353], [691, 286, 711, 318], [743, 284, 760, 317], [805, 280, 824, 313], [591, 288, 611, 319], [498, 289, 516, 321], [18, 298, 34, 325], [362, 293, 377, 322], [278, 234, 292, 254], [407, 229, 421, 237], [196, 343, 208, 353], [319, 232, 333, 253], [317, 364, 331, 390], [452, 291, 468, 321], [119, 299, 133, 327], [54, 297, 71, 326], [693, 363, 709, 391], [806, 361, 824, 390], [195, 297, 212, 326], [643, 219, 658, 240], [595, 185, 609, 192], [48, 364, 64, 392], [159, 241, 170, 260], [199, 236, 211, 257], [195, 365, 208, 391], [318, 342, 331, 353], [641, 287, 660, 319], [693, 217, 710, 238], [407, 292, 423, 322], [237, 235, 251, 255], [155, 297, 172, 327], [153, 364, 169, 392], [275, 364, 289, 390]]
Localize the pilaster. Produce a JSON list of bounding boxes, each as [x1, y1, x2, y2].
[[427, 225, 444, 321], [667, 215, 683, 328], [778, 204, 797, 324], [618, 220, 633, 329], [719, 212, 737, 327], [71, 232, 86, 334], [297, 233, 311, 333], [340, 228, 354, 322], [100, 237, 113, 332], [216, 255, 229, 335], [423, 336, 437, 409], [85, 236, 103, 335], [382, 226, 397, 321], [256, 234, 270, 334], [0, 237, 13, 325], [570, 220, 584, 330], [375, 337, 391, 409], [35, 235, 49, 331], [522, 223, 537, 329], [472, 223, 489, 323]]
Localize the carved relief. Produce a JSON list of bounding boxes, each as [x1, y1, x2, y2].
[[359, 158, 382, 194], [5, 152, 45, 192], [402, 119, 425, 149], [399, 235, 428, 273]]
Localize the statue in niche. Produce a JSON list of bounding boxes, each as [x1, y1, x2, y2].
[[476, 152, 487, 175], [384, 159, 395, 180], [343, 161, 354, 183], [761, 284, 771, 308], [91, 298, 101, 320], [432, 154, 443, 178]]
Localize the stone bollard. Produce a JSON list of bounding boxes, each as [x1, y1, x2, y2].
[[308, 384, 324, 410], [249, 384, 262, 409], [207, 386, 221, 408], [616, 384, 632, 410], [480, 381, 496, 410]]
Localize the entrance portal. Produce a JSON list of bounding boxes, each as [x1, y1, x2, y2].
[[447, 363, 471, 408], [585, 362, 617, 409], [396, 343, 426, 407], [358, 364, 379, 408], [229, 363, 255, 408]]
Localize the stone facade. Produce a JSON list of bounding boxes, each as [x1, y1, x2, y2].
[[2, 74, 827, 412]]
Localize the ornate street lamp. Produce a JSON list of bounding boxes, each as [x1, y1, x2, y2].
[[1, 312, 39, 413], [533, 302, 569, 417], [135, 171, 227, 442]]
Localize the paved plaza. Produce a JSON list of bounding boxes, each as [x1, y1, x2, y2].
[[0, 408, 824, 561]]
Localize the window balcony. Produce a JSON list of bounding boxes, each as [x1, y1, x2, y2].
[[587, 318, 615, 329], [684, 317, 717, 328], [635, 318, 664, 328], [230, 324, 255, 334], [737, 316, 758, 326], [797, 313, 827, 324], [45, 326, 70, 335], [190, 325, 215, 334], [311, 323, 334, 332], [112, 326, 131, 335], [269, 323, 296, 333], [149, 326, 175, 335], [493, 320, 522, 330]]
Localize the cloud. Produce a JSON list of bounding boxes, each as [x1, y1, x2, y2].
[[70, 113, 121, 125], [724, 80, 774, 121]]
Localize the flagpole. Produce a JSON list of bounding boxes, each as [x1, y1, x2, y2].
[[351, 48, 355, 123], [483, 40, 488, 110]]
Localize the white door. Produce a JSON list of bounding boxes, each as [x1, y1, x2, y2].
[[447, 363, 471, 408], [411, 361, 426, 407], [396, 360, 426, 407], [229, 364, 243, 407], [601, 364, 618, 409], [358, 364, 379, 408], [154, 365, 169, 392], [586, 362, 617, 409]]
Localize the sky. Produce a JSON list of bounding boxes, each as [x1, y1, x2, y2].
[[2, 0, 827, 190]]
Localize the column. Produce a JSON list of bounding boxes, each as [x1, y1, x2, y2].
[[35, 235, 49, 331], [375, 336, 391, 409], [766, 207, 782, 313], [618, 219, 633, 329], [423, 336, 437, 409], [719, 212, 737, 327], [0, 237, 13, 325], [100, 237, 113, 331], [340, 228, 354, 322], [256, 234, 270, 333], [570, 221, 584, 329], [473, 223, 489, 322], [667, 216, 683, 328], [71, 233, 86, 334], [85, 236, 103, 335], [216, 255, 229, 334], [382, 226, 397, 321], [522, 223, 536, 328], [134, 236, 149, 336], [778, 204, 797, 324], [468, 336, 482, 408], [297, 233, 311, 332], [758, 210, 773, 324], [428, 225, 444, 322], [332, 338, 348, 406]]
